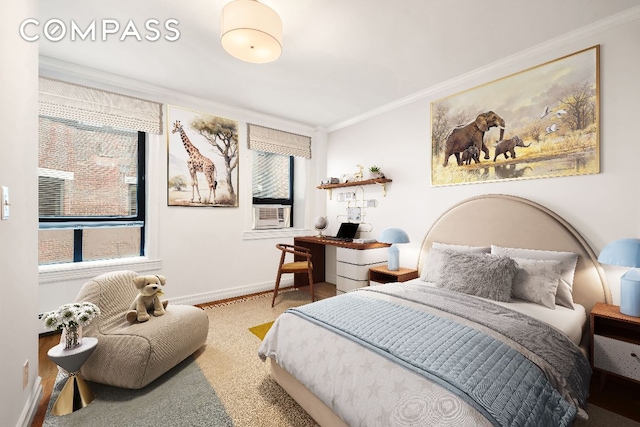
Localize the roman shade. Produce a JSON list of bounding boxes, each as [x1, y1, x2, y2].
[[247, 123, 311, 158], [39, 76, 163, 134]]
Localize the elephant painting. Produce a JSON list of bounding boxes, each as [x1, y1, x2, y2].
[[494, 164, 533, 179], [461, 146, 479, 165], [493, 135, 531, 161], [442, 111, 506, 166]]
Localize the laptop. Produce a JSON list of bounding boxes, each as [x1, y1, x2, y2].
[[324, 222, 359, 242]]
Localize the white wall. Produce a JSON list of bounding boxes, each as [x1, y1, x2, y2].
[[36, 62, 325, 315], [326, 13, 640, 305], [1, 1, 42, 426]]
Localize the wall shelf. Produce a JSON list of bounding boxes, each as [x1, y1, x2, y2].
[[317, 178, 392, 198]]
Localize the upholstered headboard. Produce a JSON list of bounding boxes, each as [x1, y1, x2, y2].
[[417, 194, 611, 315]]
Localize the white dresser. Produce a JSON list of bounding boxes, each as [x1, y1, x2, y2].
[[336, 247, 387, 294]]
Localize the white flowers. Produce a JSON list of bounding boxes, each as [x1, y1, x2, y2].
[[42, 302, 101, 331]]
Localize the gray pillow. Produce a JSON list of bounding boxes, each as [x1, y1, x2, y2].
[[512, 257, 563, 309], [438, 250, 517, 302], [421, 243, 491, 283], [491, 245, 578, 309]]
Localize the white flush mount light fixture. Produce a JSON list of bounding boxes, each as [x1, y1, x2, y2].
[[221, 0, 283, 64]]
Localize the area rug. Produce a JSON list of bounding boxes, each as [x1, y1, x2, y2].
[[41, 288, 640, 427], [43, 356, 232, 427], [249, 321, 275, 340]]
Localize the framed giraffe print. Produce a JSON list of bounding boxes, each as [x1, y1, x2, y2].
[[167, 105, 239, 207]]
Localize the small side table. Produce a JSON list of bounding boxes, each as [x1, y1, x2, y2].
[[369, 265, 419, 285], [590, 302, 640, 389], [47, 337, 98, 415]]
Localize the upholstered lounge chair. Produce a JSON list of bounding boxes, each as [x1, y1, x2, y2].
[[74, 270, 209, 389]]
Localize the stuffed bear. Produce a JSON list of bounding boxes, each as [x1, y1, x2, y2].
[[126, 274, 169, 323]]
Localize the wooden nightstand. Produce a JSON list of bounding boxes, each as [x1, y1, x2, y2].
[[590, 302, 640, 385], [369, 265, 418, 285]]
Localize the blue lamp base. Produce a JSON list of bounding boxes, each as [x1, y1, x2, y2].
[[387, 245, 399, 271], [620, 269, 640, 317]]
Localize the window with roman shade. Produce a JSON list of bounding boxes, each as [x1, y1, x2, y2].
[[38, 77, 163, 265], [248, 124, 311, 230]]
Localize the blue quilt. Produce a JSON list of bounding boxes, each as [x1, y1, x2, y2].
[[287, 288, 587, 427]]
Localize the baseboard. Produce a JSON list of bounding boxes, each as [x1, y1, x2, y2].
[[16, 376, 42, 427], [169, 278, 294, 306]]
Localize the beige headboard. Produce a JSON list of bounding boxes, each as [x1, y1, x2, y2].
[[417, 194, 611, 315]]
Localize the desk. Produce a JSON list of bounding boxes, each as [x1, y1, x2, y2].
[[294, 236, 390, 292]]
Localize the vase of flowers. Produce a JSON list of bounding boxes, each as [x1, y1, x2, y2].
[[42, 302, 100, 350]]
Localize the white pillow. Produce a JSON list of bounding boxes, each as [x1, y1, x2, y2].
[[511, 257, 563, 309], [421, 243, 491, 283], [432, 242, 491, 253], [491, 245, 578, 309]]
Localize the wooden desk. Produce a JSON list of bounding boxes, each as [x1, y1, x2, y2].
[[293, 236, 389, 287]]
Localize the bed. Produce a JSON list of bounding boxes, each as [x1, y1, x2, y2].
[[258, 195, 612, 426]]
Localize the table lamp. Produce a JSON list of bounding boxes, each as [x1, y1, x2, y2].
[[598, 238, 640, 317], [378, 228, 410, 271]]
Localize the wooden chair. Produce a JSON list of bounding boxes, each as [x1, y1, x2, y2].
[[272, 243, 314, 307]]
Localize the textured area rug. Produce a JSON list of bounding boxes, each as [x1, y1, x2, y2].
[[198, 288, 318, 427], [249, 321, 275, 340], [43, 356, 232, 427]]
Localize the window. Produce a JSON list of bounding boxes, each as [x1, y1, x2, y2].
[[38, 116, 146, 265], [247, 123, 311, 231], [252, 151, 293, 229]]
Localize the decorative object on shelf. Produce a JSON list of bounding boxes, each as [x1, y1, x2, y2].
[[321, 177, 340, 185], [314, 216, 328, 236], [220, 0, 283, 64], [368, 165, 382, 179], [42, 302, 101, 350], [377, 228, 410, 271], [340, 174, 350, 183], [353, 164, 364, 182], [598, 238, 640, 317]]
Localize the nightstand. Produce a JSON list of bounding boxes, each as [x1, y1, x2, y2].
[[369, 265, 418, 285], [590, 302, 640, 386]]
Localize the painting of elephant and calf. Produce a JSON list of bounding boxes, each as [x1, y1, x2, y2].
[[431, 45, 599, 186]]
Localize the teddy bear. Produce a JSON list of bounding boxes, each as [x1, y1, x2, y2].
[[126, 274, 169, 323]]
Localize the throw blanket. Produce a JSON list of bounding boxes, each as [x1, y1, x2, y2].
[[287, 285, 590, 427]]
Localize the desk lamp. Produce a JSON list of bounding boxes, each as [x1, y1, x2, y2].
[[378, 228, 410, 271], [598, 238, 640, 317]]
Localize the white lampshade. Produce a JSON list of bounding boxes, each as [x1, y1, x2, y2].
[[221, 0, 283, 64]]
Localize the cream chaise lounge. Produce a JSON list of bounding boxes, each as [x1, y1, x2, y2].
[[74, 270, 209, 389]]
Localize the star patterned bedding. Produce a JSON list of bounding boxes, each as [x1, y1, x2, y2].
[[258, 282, 591, 427]]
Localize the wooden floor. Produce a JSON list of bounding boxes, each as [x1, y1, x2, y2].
[[31, 282, 640, 426], [33, 332, 60, 427]]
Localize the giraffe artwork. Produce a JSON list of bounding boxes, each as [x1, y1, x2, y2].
[[171, 120, 218, 204]]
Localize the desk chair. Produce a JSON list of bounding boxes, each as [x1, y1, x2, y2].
[[272, 243, 314, 307]]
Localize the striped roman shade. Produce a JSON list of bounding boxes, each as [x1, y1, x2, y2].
[[247, 123, 311, 158], [39, 76, 163, 134]]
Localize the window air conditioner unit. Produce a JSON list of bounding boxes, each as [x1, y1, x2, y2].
[[253, 205, 291, 229]]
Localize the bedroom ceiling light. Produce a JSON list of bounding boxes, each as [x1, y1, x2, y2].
[[378, 228, 410, 271], [220, 0, 283, 64], [598, 238, 640, 317]]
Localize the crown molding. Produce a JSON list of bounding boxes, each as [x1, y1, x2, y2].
[[38, 56, 318, 136], [327, 5, 640, 133]]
